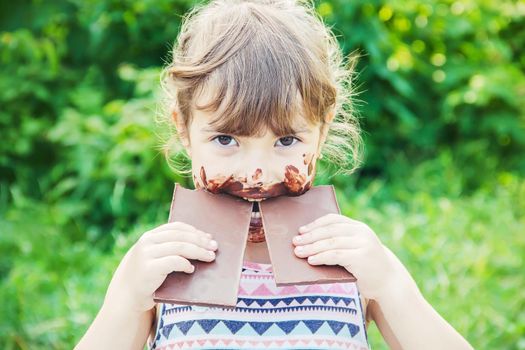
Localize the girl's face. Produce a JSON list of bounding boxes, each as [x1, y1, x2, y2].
[[175, 91, 331, 202]]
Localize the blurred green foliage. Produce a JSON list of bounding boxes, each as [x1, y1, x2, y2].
[[0, 0, 524, 349], [324, 0, 525, 187]]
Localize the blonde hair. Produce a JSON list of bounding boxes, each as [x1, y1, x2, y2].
[[158, 0, 363, 177]]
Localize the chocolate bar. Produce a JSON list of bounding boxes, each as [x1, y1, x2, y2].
[[260, 185, 357, 286], [153, 184, 253, 308], [154, 183, 356, 308]]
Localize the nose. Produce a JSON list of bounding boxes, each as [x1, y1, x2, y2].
[[247, 168, 264, 185], [239, 164, 268, 186], [237, 152, 271, 186]]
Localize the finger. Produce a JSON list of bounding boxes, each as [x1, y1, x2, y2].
[[150, 255, 195, 275], [147, 222, 213, 238], [298, 213, 355, 233], [306, 249, 356, 268], [146, 229, 218, 249], [148, 241, 216, 262], [293, 223, 358, 245], [294, 236, 359, 258]]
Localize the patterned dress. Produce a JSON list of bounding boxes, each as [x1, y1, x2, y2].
[[148, 260, 370, 350]]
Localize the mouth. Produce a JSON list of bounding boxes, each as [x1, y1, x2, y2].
[[242, 196, 266, 202]]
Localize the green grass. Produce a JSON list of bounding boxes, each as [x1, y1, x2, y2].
[[1, 169, 524, 349], [337, 172, 525, 349]]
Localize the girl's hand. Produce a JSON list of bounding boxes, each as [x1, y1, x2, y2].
[[292, 213, 398, 301], [103, 222, 218, 313]]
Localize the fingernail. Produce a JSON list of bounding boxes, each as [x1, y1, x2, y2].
[[189, 265, 195, 273], [293, 235, 302, 243], [308, 256, 317, 263], [206, 233, 212, 239], [208, 240, 218, 249], [295, 246, 304, 253], [299, 226, 307, 232]]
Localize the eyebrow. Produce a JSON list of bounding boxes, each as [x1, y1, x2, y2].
[[201, 126, 311, 135], [287, 128, 310, 136]]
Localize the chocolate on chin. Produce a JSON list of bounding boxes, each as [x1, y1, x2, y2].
[[260, 185, 357, 286], [153, 184, 253, 308]]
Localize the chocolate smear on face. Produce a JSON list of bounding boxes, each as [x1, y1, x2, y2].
[[252, 168, 263, 182], [196, 165, 313, 243], [283, 165, 307, 194], [193, 174, 202, 189], [198, 164, 312, 200], [247, 218, 265, 243], [247, 200, 265, 242], [200, 166, 208, 187]]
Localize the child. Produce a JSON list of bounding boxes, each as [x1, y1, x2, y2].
[[75, 0, 474, 349]]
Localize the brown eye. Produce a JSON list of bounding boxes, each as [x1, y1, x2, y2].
[[276, 136, 298, 147]]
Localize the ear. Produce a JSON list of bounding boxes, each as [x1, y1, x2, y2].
[[325, 109, 335, 124], [172, 111, 192, 156]]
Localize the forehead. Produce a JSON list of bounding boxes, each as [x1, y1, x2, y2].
[[191, 83, 319, 136]]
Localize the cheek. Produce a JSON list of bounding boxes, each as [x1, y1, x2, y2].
[[281, 152, 319, 195], [282, 164, 312, 195], [190, 147, 228, 177]]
